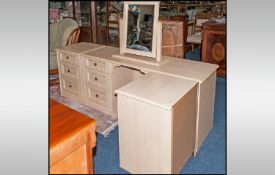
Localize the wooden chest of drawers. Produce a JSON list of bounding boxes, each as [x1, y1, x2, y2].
[[82, 51, 139, 119], [56, 43, 106, 104], [58, 51, 84, 104], [50, 99, 96, 174], [57, 44, 142, 119]]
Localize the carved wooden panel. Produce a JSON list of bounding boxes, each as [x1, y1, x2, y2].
[[162, 21, 183, 58], [201, 23, 226, 77], [161, 16, 188, 58]]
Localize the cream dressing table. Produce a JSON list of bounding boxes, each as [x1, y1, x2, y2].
[[55, 2, 218, 173], [56, 42, 218, 173]]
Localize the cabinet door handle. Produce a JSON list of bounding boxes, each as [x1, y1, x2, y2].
[[94, 77, 98, 81], [94, 63, 97, 66], [69, 85, 72, 88], [95, 94, 99, 98], [67, 69, 70, 73]]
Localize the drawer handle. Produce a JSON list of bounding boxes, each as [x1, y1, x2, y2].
[[66, 56, 69, 59], [94, 77, 98, 81], [94, 63, 97, 66], [67, 69, 70, 73], [69, 85, 72, 88], [95, 94, 99, 98]]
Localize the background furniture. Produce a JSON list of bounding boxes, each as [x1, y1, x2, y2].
[[50, 99, 96, 174], [49, 1, 123, 46], [201, 21, 226, 77], [73, 1, 94, 42], [186, 16, 209, 53], [161, 15, 188, 58], [159, 1, 226, 20], [115, 73, 198, 174]]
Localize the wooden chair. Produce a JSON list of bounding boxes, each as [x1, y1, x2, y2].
[[187, 16, 209, 52], [66, 27, 80, 46], [193, 17, 209, 34]]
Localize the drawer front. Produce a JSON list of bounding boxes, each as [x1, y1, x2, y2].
[[60, 77, 81, 96], [60, 62, 80, 79], [50, 144, 88, 174], [86, 69, 109, 89], [60, 52, 79, 65], [86, 86, 108, 107], [85, 57, 108, 73]]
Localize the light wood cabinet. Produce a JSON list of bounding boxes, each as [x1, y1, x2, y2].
[[56, 43, 106, 104], [82, 55, 118, 117], [82, 49, 144, 119], [57, 51, 84, 103], [115, 73, 198, 174]]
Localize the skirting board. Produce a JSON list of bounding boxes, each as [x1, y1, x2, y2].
[[102, 121, 118, 137]]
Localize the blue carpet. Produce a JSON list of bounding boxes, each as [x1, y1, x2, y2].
[[93, 48, 226, 174]]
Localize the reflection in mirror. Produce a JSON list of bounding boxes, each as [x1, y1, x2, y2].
[[126, 5, 154, 52]]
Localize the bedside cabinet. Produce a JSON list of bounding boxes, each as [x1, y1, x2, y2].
[[115, 73, 198, 174]]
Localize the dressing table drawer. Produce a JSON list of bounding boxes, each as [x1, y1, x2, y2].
[[86, 69, 108, 89], [60, 52, 79, 65], [60, 77, 82, 97], [85, 57, 109, 73], [60, 62, 80, 79], [86, 85, 108, 107]]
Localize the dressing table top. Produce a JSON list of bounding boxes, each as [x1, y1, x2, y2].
[[81, 45, 218, 83], [115, 73, 197, 110]]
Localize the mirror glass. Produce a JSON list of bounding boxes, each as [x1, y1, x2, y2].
[[126, 5, 154, 52]]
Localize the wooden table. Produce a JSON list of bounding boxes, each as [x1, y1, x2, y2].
[[49, 99, 96, 174]]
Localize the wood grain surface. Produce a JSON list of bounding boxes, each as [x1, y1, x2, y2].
[[50, 99, 96, 174]]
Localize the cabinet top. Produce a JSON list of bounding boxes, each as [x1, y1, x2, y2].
[[56, 42, 105, 54], [115, 73, 197, 110], [50, 99, 96, 149]]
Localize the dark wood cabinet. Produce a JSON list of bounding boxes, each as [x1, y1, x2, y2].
[[93, 1, 123, 46], [201, 21, 226, 77], [73, 1, 94, 43]]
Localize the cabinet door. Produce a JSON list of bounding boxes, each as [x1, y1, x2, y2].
[[95, 1, 108, 45], [74, 1, 93, 42], [50, 144, 88, 174], [74, 1, 91, 27], [107, 1, 123, 47]]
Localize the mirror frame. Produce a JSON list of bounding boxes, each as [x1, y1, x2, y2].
[[120, 1, 160, 58]]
